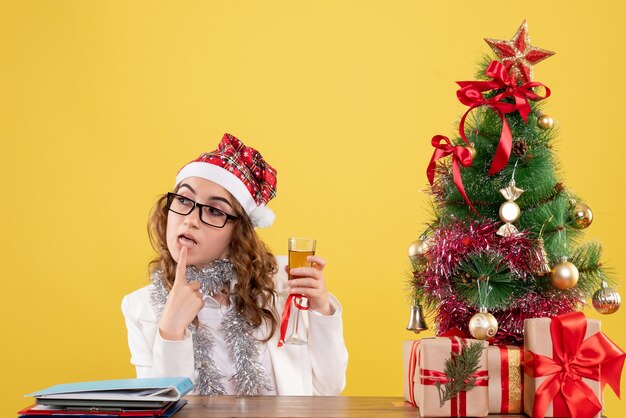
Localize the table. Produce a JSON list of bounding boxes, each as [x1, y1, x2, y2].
[[176, 396, 526, 417]]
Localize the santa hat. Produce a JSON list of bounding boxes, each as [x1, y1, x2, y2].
[[175, 133, 277, 228]]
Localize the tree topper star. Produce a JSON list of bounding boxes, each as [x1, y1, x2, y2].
[[484, 20, 555, 83]]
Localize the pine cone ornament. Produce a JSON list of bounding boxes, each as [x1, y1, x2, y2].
[[512, 139, 529, 158]]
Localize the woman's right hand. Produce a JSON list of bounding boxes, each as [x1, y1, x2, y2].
[[158, 246, 204, 340]]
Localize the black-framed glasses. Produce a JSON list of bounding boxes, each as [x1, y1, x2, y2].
[[166, 193, 238, 228]]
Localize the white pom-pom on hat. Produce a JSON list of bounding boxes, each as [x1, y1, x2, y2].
[[249, 205, 275, 228]]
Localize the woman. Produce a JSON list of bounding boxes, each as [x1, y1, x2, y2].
[[121, 133, 348, 396]]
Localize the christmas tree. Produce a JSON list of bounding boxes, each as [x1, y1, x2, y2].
[[409, 20, 621, 345]]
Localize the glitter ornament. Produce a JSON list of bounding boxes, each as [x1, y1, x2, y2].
[[484, 20, 555, 83], [570, 202, 593, 229], [535, 238, 552, 276], [592, 281, 621, 315], [469, 308, 499, 340], [537, 114, 555, 130], [408, 235, 432, 262], [550, 257, 579, 289], [497, 179, 524, 236]]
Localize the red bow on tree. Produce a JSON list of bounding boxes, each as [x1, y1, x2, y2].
[[456, 60, 550, 176], [427, 135, 476, 214], [524, 312, 625, 418]]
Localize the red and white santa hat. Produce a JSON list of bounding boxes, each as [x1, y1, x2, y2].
[[175, 133, 277, 228]]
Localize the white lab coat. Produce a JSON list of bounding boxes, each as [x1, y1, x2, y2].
[[121, 256, 348, 395]]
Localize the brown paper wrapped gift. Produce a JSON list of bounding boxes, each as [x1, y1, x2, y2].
[[487, 345, 524, 414], [523, 312, 626, 418], [406, 337, 489, 417], [402, 340, 420, 405]]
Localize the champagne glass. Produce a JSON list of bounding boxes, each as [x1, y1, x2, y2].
[[284, 237, 316, 345]]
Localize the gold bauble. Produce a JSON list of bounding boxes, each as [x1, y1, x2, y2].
[[537, 114, 555, 130], [468, 311, 498, 340], [499, 201, 521, 223], [571, 202, 593, 229], [467, 146, 477, 160], [550, 260, 579, 289], [593, 283, 621, 315], [408, 237, 432, 261]]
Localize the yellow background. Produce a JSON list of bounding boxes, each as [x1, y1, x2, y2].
[[2, 1, 625, 416]]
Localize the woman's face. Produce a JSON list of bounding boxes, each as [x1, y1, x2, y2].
[[166, 177, 238, 266]]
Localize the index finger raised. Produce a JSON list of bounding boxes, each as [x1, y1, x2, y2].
[[174, 246, 188, 287]]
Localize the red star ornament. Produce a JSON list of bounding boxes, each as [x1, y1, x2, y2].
[[484, 20, 555, 83]]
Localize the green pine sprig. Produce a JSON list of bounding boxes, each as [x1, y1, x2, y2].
[[435, 341, 485, 407], [453, 251, 523, 309], [570, 241, 616, 296]]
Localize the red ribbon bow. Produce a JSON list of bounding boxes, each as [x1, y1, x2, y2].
[[427, 135, 476, 214], [524, 312, 625, 418], [456, 60, 551, 176], [277, 294, 309, 347]]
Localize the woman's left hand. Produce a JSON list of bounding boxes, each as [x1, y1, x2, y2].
[[286, 255, 332, 316]]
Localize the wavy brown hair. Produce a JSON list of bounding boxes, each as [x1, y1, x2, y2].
[[147, 190, 279, 342]]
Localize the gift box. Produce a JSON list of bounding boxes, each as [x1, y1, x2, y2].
[[523, 312, 625, 418], [402, 340, 419, 404], [403, 337, 489, 417], [487, 345, 524, 414]]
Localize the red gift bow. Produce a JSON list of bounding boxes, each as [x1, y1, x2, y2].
[[418, 337, 488, 417], [456, 60, 551, 176], [277, 293, 309, 347], [427, 135, 476, 214], [524, 312, 626, 418]]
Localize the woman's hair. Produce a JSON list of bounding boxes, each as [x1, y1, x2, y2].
[[147, 189, 279, 342]]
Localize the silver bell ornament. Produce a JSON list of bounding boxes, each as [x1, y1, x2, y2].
[[406, 303, 429, 333]]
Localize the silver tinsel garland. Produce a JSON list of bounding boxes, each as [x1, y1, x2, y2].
[[150, 260, 272, 395]]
